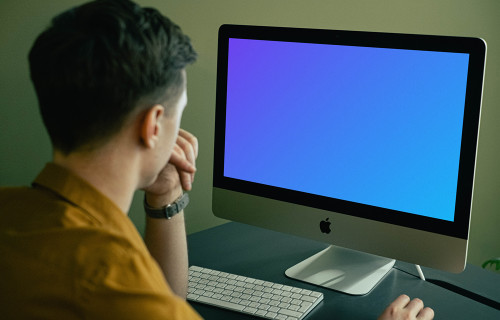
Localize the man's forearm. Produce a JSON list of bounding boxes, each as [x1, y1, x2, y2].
[[144, 211, 189, 299], [141, 128, 198, 299]]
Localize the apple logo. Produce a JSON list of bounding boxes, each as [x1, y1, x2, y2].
[[320, 218, 331, 234]]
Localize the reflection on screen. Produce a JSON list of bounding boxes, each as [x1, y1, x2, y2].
[[223, 38, 470, 222]]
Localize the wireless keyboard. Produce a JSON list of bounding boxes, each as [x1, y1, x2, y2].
[[187, 265, 323, 320]]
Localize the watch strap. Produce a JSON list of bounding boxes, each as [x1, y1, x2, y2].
[[144, 193, 189, 219]]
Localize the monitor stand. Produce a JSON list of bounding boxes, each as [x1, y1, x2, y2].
[[285, 245, 395, 295]]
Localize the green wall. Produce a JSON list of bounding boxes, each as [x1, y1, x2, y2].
[[1, 0, 499, 269]]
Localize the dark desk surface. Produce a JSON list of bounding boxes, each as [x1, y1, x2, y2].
[[187, 222, 500, 319]]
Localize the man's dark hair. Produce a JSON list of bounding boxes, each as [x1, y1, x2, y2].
[[29, 0, 197, 154]]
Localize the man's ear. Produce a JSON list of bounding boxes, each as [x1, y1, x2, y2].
[[140, 105, 165, 149]]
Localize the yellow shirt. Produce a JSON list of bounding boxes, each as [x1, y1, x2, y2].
[[0, 163, 201, 319]]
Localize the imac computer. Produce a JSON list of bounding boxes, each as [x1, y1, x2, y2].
[[212, 25, 486, 295]]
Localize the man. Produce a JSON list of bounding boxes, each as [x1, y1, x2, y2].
[[0, 0, 433, 319], [1, 0, 200, 318]]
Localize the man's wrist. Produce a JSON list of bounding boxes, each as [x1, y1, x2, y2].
[[145, 186, 183, 208], [144, 192, 189, 219]]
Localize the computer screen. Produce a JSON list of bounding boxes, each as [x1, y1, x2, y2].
[[213, 25, 486, 294]]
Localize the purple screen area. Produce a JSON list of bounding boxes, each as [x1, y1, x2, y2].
[[223, 38, 470, 221]]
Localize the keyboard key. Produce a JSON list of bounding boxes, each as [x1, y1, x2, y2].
[[255, 309, 268, 317], [243, 306, 258, 314], [197, 295, 245, 311], [279, 308, 302, 318], [268, 306, 280, 313]]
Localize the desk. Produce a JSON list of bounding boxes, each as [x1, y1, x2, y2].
[[187, 222, 500, 319]]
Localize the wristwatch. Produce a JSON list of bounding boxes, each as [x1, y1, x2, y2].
[[143, 193, 189, 219]]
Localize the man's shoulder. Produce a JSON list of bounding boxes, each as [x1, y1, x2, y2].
[[0, 183, 101, 230], [0, 217, 199, 319], [0, 185, 31, 199], [0, 185, 46, 224], [71, 229, 203, 318], [75, 229, 165, 287], [0, 185, 58, 206]]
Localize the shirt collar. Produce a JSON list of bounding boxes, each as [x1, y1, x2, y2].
[[32, 163, 126, 225]]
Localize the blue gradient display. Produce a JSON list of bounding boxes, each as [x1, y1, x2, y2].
[[224, 38, 470, 222]]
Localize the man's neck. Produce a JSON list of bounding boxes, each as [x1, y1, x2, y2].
[[53, 144, 140, 214]]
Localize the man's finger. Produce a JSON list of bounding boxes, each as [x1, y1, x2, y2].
[[178, 128, 199, 158], [176, 134, 196, 168], [169, 145, 196, 173], [417, 307, 434, 320], [406, 298, 424, 317], [178, 168, 193, 191], [392, 294, 411, 308]]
